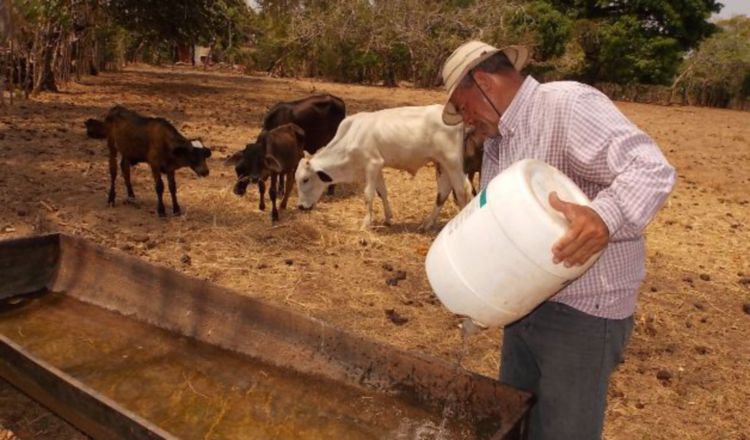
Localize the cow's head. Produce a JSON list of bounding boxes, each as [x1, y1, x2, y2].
[[175, 139, 212, 177], [295, 155, 333, 210], [225, 142, 266, 196], [463, 126, 485, 158], [84, 118, 107, 139]]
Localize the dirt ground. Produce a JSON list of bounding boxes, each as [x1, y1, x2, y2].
[[0, 66, 748, 440]]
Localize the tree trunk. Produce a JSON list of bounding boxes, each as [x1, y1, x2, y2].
[[204, 44, 213, 70], [227, 26, 233, 64], [92, 38, 100, 74], [35, 25, 59, 93], [8, 39, 14, 105], [50, 30, 65, 86], [3, 6, 12, 105], [74, 38, 81, 81], [61, 34, 72, 83]]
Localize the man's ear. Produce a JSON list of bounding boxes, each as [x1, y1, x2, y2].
[[316, 170, 333, 183], [471, 70, 493, 91]]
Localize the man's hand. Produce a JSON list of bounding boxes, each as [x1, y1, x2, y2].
[[549, 192, 609, 267]]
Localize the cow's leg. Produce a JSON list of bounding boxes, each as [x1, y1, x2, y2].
[[150, 167, 166, 217], [450, 174, 472, 206], [278, 174, 285, 198], [446, 166, 471, 208], [375, 171, 393, 226], [107, 139, 117, 206], [269, 173, 279, 222], [468, 171, 477, 196], [258, 179, 266, 211], [167, 171, 181, 216], [120, 158, 136, 201], [362, 161, 383, 229], [279, 171, 294, 209], [420, 165, 453, 231]]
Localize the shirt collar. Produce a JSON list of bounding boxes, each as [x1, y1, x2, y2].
[[498, 76, 539, 137]]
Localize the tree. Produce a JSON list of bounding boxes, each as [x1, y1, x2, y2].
[[510, 1, 572, 61], [6, 0, 66, 93], [542, 0, 722, 84], [673, 16, 750, 107], [107, 0, 253, 63], [251, 0, 544, 87]]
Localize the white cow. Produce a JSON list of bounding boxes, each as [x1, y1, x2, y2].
[[295, 104, 471, 230]]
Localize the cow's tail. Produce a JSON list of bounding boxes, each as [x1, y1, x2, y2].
[[84, 118, 107, 139]]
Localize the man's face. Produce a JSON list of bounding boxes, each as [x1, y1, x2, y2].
[[449, 74, 501, 138]]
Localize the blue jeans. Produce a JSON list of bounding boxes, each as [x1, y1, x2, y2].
[[500, 301, 634, 440]]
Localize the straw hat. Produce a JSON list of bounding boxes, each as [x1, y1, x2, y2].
[[441, 41, 529, 125]]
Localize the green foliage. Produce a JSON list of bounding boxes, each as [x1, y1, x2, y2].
[[575, 16, 682, 84], [544, 0, 721, 48], [107, 0, 253, 49], [4, 0, 744, 108], [541, 0, 721, 84], [247, 0, 722, 90], [249, 0, 544, 87], [511, 1, 572, 61], [674, 16, 750, 106], [95, 24, 131, 68]]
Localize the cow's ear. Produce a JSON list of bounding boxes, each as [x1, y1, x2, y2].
[[291, 124, 305, 143], [224, 150, 243, 166], [264, 155, 282, 173], [463, 126, 484, 157], [316, 170, 333, 183]]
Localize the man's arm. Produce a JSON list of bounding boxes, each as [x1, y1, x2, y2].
[[552, 90, 676, 266]]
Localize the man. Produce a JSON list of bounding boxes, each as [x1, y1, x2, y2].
[[441, 41, 675, 439]]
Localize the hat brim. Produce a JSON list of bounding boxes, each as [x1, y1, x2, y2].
[[442, 46, 529, 126]]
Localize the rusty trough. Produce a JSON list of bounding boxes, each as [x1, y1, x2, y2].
[[0, 233, 532, 439]]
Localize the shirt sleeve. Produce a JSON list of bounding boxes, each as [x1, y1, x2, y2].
[[565, 91, 676, 241]]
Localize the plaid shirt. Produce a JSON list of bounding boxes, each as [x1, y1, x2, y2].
[[481, 77, 675, 319]]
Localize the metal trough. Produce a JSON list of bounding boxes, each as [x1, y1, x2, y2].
[[0, 234, 531, 439]]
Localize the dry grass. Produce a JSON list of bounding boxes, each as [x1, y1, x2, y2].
[[0, 65, 749, 439]]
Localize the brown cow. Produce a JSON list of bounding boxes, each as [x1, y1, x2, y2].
[[263, 123, 306, 222], [226, 94, 346, 208], [261, 94, 345, 155], [85, 106, 211, 217], [464, 128, 485, 195]]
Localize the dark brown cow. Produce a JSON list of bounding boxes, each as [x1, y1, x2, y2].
[[464, 128, 485, 195], [263, 123, 306, 222], [226, 94, 346, 207], [85, 106, 211, 217], [260, 94, 345, 153]]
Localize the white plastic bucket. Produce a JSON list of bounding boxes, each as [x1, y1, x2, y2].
[[425, 159, 602, 328]]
